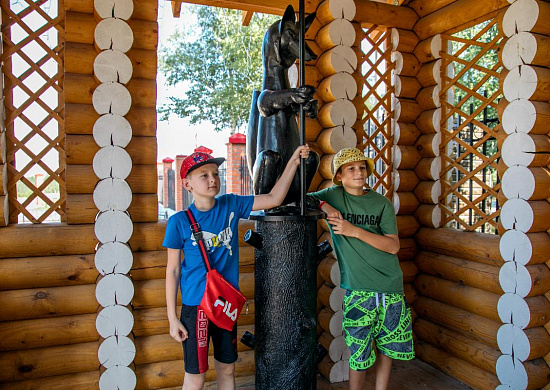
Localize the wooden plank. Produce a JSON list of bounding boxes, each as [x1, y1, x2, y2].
[[65, 0, 158, 22]]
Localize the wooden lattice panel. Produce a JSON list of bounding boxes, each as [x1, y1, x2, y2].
[[358, 25, 394, 197], [1, 0, 65, 223], [440, 18, 502, 233]]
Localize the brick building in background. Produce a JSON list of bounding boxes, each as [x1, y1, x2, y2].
[[159, 134, 252, 218]]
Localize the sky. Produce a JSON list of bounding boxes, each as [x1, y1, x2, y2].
[[156, 2, 234, 160]]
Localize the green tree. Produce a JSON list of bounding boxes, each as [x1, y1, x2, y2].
[[158, 6, 278, 133]]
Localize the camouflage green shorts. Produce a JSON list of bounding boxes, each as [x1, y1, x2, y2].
[[343, 290, 414, 371]]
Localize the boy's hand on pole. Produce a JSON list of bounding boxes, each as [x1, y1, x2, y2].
[[291, 144, 310, 166]]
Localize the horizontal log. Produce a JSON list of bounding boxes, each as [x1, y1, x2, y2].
[[415, 340, 500, 390], [415, 273, 500, 322], [317, 45, 357, 76], [65, 73, 157, 108], [391, 28, 419, 53], [396, 215, 420, 237], [414, 157, 441, 182], [395, 122, 421, 146], [415, 251, 502, 295], [502, 32, 550, 70], [66, 134, 157, 165], [318, 99, 357, 128], [415, 295, 501, 348], [499, 323, 550, 362], [501, 0, 550, 37], [0, 313, 97, 352], [415, 227, 503, 266], [414, 204, 441, 228], [1, 194, 8, 227], [498, 291, 550, 329], [65, 11, 158, 50], [316, 126, 357, 154], [400, 260, 418, 283], [0, 341, 98, 382], [497, 355, 550, 390], [318, 283, 345, 312], [64, 0, 158, 22], [415, 107, 441, 133], [316, 19, 356, 52], [393, 191, 420, 215], [66, 193, 158, 224], [408, 0, 455, 18], [503, 65, 550, 102], [502, 132, 550, 168], [394, 75, 421, 99], [502, 99, 550, 135], [413, 180, 441, 204], [0, 221, 167, 258], [414, 34, 442, 63], [394, 145, 422, 170], [394, 169, 420, 192], [397, 237, 417, 261], [66, 103, 157, 137], [415, 133, 441, 158], [499, 230, 550, 265], [66, 164, 158, 194], [500, 198, 550, 233], [318, 332, 346, 363], [414, 0, 509, 40], [404, 282, 418, 305], [318, 356, 348, 383], [392, 51, 421, 77], [416, 85, 441, 110], [502, 166, 550, 201], [395, 98, 422, 123], [318, 307, 343, 337], [354, 0, 418, 29], [319, 154, 335, 180], [417, 59, 441, 87], [318, 256, 340, 287], [65, 42, 157, 80], [317, 73, 357, 102], [0, 370, 99, 389], [316, 0, 356, 24], [414, 318, 499, 375]]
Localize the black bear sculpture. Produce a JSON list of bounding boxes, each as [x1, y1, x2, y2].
[[247, 5, 320, 208]]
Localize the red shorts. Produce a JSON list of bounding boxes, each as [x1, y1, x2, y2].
[[180, 304, 238, 374]]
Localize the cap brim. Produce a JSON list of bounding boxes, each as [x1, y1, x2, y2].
[[185, 157, 225, 177]]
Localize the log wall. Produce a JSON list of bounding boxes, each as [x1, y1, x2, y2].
[[495, 0, 550, 388]]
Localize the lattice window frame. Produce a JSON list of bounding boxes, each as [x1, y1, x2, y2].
[[358, 25, 394, 198], [439, 17, 502, 233], [1, 0, 66, 224]]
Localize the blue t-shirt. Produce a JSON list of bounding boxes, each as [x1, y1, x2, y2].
[[163, 194, 255, 305]]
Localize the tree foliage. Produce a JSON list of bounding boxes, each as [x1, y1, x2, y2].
[[158, 6, 278, 133]]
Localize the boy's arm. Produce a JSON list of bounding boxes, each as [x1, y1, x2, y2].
[[166, 248, 188, 342], [252, 145, 310, 211], [326, 216, 400, 254]]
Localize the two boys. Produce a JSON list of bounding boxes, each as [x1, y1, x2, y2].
[[164, 146, 414, 390]]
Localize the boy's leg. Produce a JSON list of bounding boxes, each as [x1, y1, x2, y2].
[[182, 373, 206, 390], [349, 368, 367, 390], [210, 322, 238, 390], [374, 353, 392, 390], [180, 305, 210, 388], [343, 291, 378, 389], [214, 360, 236, 390]]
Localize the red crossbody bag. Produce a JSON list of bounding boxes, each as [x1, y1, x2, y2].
[[185, 208, 247, 331]]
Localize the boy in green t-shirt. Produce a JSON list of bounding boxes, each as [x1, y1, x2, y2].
[[309, 148, 414, 390]]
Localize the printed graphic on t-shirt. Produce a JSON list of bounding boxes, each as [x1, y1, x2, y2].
[[190, 212, 235, 255], [343, 212, 381, 226]]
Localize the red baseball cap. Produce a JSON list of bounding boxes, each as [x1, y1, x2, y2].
[[180, 152, 225, 179]]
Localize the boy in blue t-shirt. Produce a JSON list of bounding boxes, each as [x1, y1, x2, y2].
[[164, 145, 309, 389]]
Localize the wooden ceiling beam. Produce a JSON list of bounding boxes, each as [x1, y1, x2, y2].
[[171, 0, 183, 18], [165, 0, 316, 16], [355, 0, 418, 29], [242, 10, 254, 26]]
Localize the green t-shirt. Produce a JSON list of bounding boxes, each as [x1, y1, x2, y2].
[[310, 186, 403, 294]]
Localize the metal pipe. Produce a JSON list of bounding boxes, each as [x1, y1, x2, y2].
[[299, 0, 306, 216]]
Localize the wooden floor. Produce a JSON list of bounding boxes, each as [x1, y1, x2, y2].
[[203, 358, 473, 389]]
